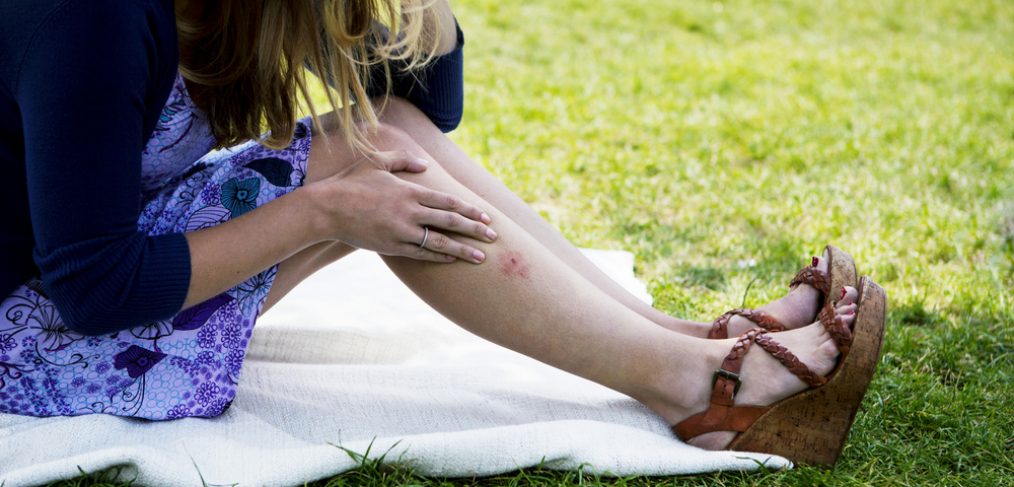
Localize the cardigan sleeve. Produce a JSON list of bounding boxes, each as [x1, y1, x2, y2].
[[308, 19, 465, 132], [365, 20, 465, 132], [17, 0, 191, 335]]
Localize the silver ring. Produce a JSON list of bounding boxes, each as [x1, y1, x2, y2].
[[419, 226, 430, 248]]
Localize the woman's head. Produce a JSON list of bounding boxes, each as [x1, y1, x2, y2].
[[176, 0, 441, 152]]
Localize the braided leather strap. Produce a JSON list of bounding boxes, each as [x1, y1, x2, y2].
[[708, 308, 786, 339], [818, 302, 853, 355], [673, 328, 830, 442], [789, 264, 831, 295], [754, 333, 828, 387], [709, 328, 763, 405], [673, 329, 769, 440]]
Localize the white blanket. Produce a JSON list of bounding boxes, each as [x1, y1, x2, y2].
[[1, 249, 788, 486]]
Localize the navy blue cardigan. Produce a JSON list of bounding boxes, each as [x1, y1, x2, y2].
[[0, 0, 464, 335]]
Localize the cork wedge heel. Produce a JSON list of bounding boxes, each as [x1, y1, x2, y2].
[[675, 276, 887, 467], [707, 244, 859, 339], [816, 244, 859, 303]]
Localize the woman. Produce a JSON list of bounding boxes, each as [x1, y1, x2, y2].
[[0, 0, 884, 466]]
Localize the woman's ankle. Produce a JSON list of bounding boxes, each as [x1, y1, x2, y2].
[[635, 337, 728, 424]]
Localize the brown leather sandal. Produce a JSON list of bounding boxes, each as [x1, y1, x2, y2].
[[707, 244, 858, 339], [675, 276, 886, 466]]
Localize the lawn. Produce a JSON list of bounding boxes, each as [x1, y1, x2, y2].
[[57, 0, 1012, 485]]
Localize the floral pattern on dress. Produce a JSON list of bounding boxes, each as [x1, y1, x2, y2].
[[0, 71, 312, 420], [139, 72, 218, 194], [221, 177, 261, 217]]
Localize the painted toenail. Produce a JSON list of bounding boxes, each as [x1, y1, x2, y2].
[[841, 286, 847, 299], [812, 257, 819, 267]]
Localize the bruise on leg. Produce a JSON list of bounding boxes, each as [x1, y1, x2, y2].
[[497, 250, 530, 280]]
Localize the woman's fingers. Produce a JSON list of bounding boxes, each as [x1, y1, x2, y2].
[[397, 243, 458, 263], [376, 150, 430, 173], [419, 209, 497, 243], [416, 187, 492, 224], [413, 227, 486, 264]]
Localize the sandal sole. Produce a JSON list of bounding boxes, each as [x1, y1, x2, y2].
[[826, 244, 859, 301], [727, 275, 886, 466]]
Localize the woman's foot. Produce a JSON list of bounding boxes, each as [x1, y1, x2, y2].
[[721, 248, 837, 337], [644, 286, 859, 450]]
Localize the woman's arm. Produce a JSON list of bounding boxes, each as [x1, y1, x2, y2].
[[19, 0, 482, 335], [180, 186, 322, 310], [181, 152, 495, 310], [364, 1, 465, 132], [20, 0, 191, 335], [186, 1, 469, 309]]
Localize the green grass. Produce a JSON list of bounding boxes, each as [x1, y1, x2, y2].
[[51, 0, 1013, 485]]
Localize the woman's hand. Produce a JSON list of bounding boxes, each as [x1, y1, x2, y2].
[[306, 151, 497, 263]]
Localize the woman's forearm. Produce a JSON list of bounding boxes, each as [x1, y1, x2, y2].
[[178, 145, 492, 312], [180, 187, 326, 309]]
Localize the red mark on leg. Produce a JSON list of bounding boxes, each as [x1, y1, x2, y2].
[[497, 251, 530, 280]]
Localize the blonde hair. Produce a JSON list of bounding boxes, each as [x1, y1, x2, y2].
[[176, 0, 442, 153]]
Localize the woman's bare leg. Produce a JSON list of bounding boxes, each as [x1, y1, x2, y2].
[[334, 123, 854, 445], [260, 240, 356, 314], [260, 118, 855, 449], [373, 98, 825, 338]]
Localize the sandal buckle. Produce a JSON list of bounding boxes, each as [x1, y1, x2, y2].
[[712, 368, 742, 397]]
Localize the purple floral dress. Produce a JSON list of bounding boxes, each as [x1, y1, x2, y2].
[[0, 72, 312, 420]]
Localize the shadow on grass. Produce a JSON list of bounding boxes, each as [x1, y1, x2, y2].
[[668, 265, 728, 291], [890, 301, 948, 328]]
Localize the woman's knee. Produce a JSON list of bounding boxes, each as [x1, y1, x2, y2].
[[368, 121, 423, 154], [374, 96, 434, 133], [306, 118, 426, 183]]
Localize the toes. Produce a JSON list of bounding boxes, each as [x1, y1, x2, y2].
[[833, 300, 857, 331], [837, 286, 859, 306], [835, 301, 857, 315], [817, 248, 831, 273]]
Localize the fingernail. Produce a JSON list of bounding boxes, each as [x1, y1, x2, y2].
[[811, 257, 819, 267], [846, 310, 855, 315], [486, 228, 498, 240], [480, 212, 492, 224], [841, 286, 847, 299], [472, 250, 485, 263], [415, 157, 429, 167]]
